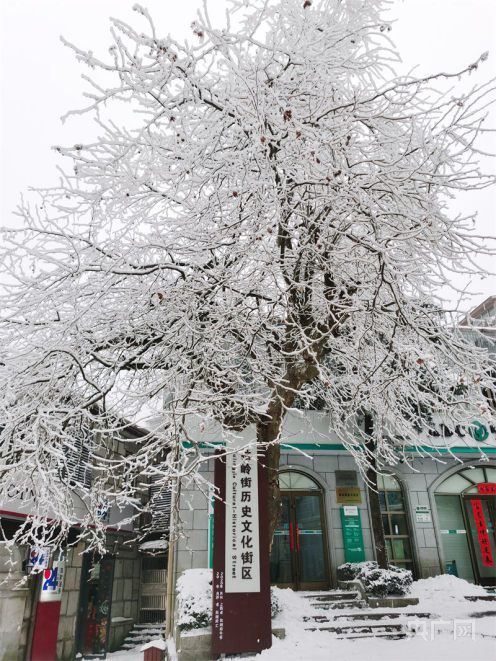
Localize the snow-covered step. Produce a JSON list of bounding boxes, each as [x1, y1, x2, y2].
[[303, 591, 360, 602], [125, 628, 165, 636], [332, 610, 432, 621], [119, 621, 166, 652], [311, 599, 366, 610], [134, 622, 166, 629], [305, 622, 406, 636], [336, 630, 408, 640]]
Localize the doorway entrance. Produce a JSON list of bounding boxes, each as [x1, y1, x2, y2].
[[75, 554, 115, 658], [435, 464, 496, 585], [463, 495, 496, 586], [270, 472, 330, 590]]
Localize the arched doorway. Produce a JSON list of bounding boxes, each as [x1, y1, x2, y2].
[[269, 471, 330, 590], [434, 464, 496, 585]]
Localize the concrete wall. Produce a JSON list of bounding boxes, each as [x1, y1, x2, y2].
[[174, 451, 375, 589], [0, 545, 30, 661], [108, 540, 141, 652], [394, 458, 446, 578], [54, 541, 85, 660], [173, 448, 493, 591], [176, 463, 214, 578]]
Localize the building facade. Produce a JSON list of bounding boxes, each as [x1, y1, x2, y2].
[[0, 424, 170, 661], [173, 295, 496, 593], [174, 413, 496, 592]]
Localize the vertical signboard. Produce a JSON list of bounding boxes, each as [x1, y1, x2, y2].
[[225, 447, 261, 592], [31, 551, 65, 661], [212, 445, 271, 657], [340, 505, 365, 563]]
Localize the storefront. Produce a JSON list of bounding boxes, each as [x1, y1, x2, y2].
[[174, 412, 496, 591], [434, 464, 496, 585]]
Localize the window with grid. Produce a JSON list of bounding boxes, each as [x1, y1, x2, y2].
[[378, 474, 414, 573]]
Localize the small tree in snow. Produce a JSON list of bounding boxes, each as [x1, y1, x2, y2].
[[0, 0, 495, 551]]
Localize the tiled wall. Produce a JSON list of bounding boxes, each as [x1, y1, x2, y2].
[[108, 542, 142, 651], [174, 450, 482, 589]]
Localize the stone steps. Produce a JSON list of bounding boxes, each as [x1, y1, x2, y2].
[[303, 591, 360, 602], [120, 622, 165, 650], [333, 610, 431, 621], [305, 622, 406, 636], [311, 599, 366, 610], [304, 611, 431, 624], [302, 589, 418, 641], [336, 630, 408, 640]]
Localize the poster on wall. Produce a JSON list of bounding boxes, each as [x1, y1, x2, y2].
[[27, 546, 51, 571], [40, 556, 66, 603], [415, 506, 432, 523], [340, 506, 365, 562], [336, 471, 362, 504]]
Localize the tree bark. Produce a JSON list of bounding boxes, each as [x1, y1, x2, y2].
[[364, 414, 388, 569], [366, 463, 388, 569], [258, 422, 282, 550]]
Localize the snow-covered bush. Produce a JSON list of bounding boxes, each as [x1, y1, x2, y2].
[[338, 561, 413, 597], [271, 590, 282, 618], [176, 568, 212, 631], [176, 568, 282, 631]]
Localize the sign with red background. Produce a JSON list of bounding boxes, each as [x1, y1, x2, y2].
[[477, 483, 496, 496], [471, 499, 494, 568]]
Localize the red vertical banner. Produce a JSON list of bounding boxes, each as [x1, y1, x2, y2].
[[212, 447, 272, 657], [471, 499, 494, 568], [31, 557, 65, 661]]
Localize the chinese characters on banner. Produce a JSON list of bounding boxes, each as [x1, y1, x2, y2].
[[471, 499, 494, 567], [212, 445, 271, 658], [477, 483, 496, 495], [225, 447, 260, 592]]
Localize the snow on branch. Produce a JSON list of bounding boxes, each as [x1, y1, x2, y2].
[[0, 0, 495, 550]]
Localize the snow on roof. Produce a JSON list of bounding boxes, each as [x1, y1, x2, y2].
[[139, 539, 168, 551]]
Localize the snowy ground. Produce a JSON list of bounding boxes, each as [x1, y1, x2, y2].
[[244, 576, 496, 661], [107, 575, 496, 661]]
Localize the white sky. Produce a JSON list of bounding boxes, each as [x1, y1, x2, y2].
[[0, 0, 495, 313]]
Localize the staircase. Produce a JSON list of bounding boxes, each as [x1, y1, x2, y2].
[[301, 590, 430, 641], [120, 622, 165, 650]]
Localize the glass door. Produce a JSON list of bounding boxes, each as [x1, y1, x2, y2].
[[76, 554, 115, 658], [270, 491, 329, 590], [294, 493, 328, 590], [463, 496, 496, 586], [270, 495, 295, 587]]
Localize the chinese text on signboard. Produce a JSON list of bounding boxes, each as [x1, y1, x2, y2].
[[225, 447, 260, 592]]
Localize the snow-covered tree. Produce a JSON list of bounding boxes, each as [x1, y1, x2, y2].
[[1, 0, 495, 550]]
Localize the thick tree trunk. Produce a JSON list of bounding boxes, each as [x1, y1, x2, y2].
[[258, 422, 282, 550], [364, 414, 388, 569], [366, 463, 388, 569]]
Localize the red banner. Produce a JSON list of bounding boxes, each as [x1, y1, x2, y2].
[[477, 483, 496, 495], [471, 499, 494, 568]]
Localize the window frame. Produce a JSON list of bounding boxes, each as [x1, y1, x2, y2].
[[378, 473, 416, 574]]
